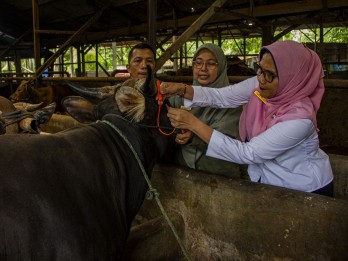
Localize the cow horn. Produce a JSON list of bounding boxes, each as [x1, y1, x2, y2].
[[33, 102, 56, 124], [142, 65, 156, 96], [65, 81, 118, 102], [13, 101, 44, 112]]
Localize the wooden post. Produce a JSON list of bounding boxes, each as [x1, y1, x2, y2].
[[32, 0, 41, 71], [261, 23, 274, 46], [155, 0, 228, 71], [33, 7, 107, 79], [147, 0, 157, 52], [95, 44, 98, 77]]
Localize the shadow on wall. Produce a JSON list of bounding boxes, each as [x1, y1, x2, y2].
[[318, 86, 348, 152], [122, 163, 348, 261]]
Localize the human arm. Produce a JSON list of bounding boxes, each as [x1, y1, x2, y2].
[[161, 76, 258, 108], [206, 119, 315, 164], [160, 82, 194, 100]]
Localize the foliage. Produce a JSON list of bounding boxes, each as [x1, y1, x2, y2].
[[280, 27, 348, 43], [2, 27, 348, 74], [60, 36, 262, 73]]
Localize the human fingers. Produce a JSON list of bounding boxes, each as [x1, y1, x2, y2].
[[167, 108, 188, 125], [177, 130, 192, 140], [160, 82, 174, 98], [168, 110, 193, 131], [175, 136, 185, 144], [176, 130, 192, 144], [167, 108, 180, 127], [160, 82, 182, 98], [166, 106, 181, 119]]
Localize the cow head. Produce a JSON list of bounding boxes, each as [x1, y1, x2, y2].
[[0, 96, 19, 134], [63, 66, 167, 127], [63, 66, 175, 170], [0, 96, 56, 134], [10, 80, 33, 103], [10, 81, 76, 113]]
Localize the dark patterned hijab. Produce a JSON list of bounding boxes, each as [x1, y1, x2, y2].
[[169, 43, 241, 169]]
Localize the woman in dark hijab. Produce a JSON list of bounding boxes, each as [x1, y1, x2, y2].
[[169, 43, 244, 178]]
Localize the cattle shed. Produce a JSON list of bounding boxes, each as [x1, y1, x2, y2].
[[1, 0, 348, 76], [1, 0, 348, 260]]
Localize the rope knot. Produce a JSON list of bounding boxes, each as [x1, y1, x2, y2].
[[146, 188, 159, 200]]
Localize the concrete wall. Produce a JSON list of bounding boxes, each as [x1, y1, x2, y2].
[[317, 86, 348, 150], [122, 164, 348, 261]]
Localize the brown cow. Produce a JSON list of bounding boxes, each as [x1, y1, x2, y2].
[[0, 96, 56, 134], [9, 80, 76, 112], [0, 96, 19, 134]]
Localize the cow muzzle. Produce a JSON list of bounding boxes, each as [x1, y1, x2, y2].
[[19, 118, 40, 133]]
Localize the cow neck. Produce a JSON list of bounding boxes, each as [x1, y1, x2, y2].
[[98, 114, 153, 168], [98, 118, 148, 175], [96, 115, 153, 198], [102, 112, 176, 133], [97, 117, 192, 261]]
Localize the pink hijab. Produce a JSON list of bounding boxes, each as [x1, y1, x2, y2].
[[239, 40, 325, 141]]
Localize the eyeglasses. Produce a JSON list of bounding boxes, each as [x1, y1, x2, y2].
[[254, 63, 278, 83], [193, 59, 218, 70]]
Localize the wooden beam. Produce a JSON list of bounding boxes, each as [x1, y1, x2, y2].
[[274, 24, 301, 41], [34, 7, 107, 79], [154, 0, 228, 71], [69, 0, 348, 45], [0, 29, 31, 59], [36, 29, 75, 35], [215, 7, 263, 25]]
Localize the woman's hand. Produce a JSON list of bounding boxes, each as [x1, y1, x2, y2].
[[175, 130, 193, 144], [167, 107, 214, 144], [167, 107, 195, 130], [160, 82, 193, 100]]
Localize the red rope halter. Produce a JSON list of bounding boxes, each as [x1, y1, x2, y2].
[[156, 80, 176, 136]]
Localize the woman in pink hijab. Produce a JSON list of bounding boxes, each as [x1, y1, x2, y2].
[[161, 40, 333, 196]]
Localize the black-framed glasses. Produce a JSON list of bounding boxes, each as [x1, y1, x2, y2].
[[193, 59, 218, 70], [253, 62, 278, 83]]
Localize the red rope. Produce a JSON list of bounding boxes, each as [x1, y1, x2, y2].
[[156, 80, 176, 136]]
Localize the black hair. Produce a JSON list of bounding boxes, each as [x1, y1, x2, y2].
[[259, 47, 278, 75], [128, 42, 156, 64]]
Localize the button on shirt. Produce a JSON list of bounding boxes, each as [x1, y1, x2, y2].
[[184, 76, 333, 192]]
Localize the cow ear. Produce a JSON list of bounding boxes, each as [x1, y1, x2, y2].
[[62, 96, 96, 123], [115, 86, 145, 122]]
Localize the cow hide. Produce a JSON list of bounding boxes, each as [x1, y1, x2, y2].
[[0, 96, 56, 134], [9, 80, 76, 112], [0, 68, 175, 260]]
